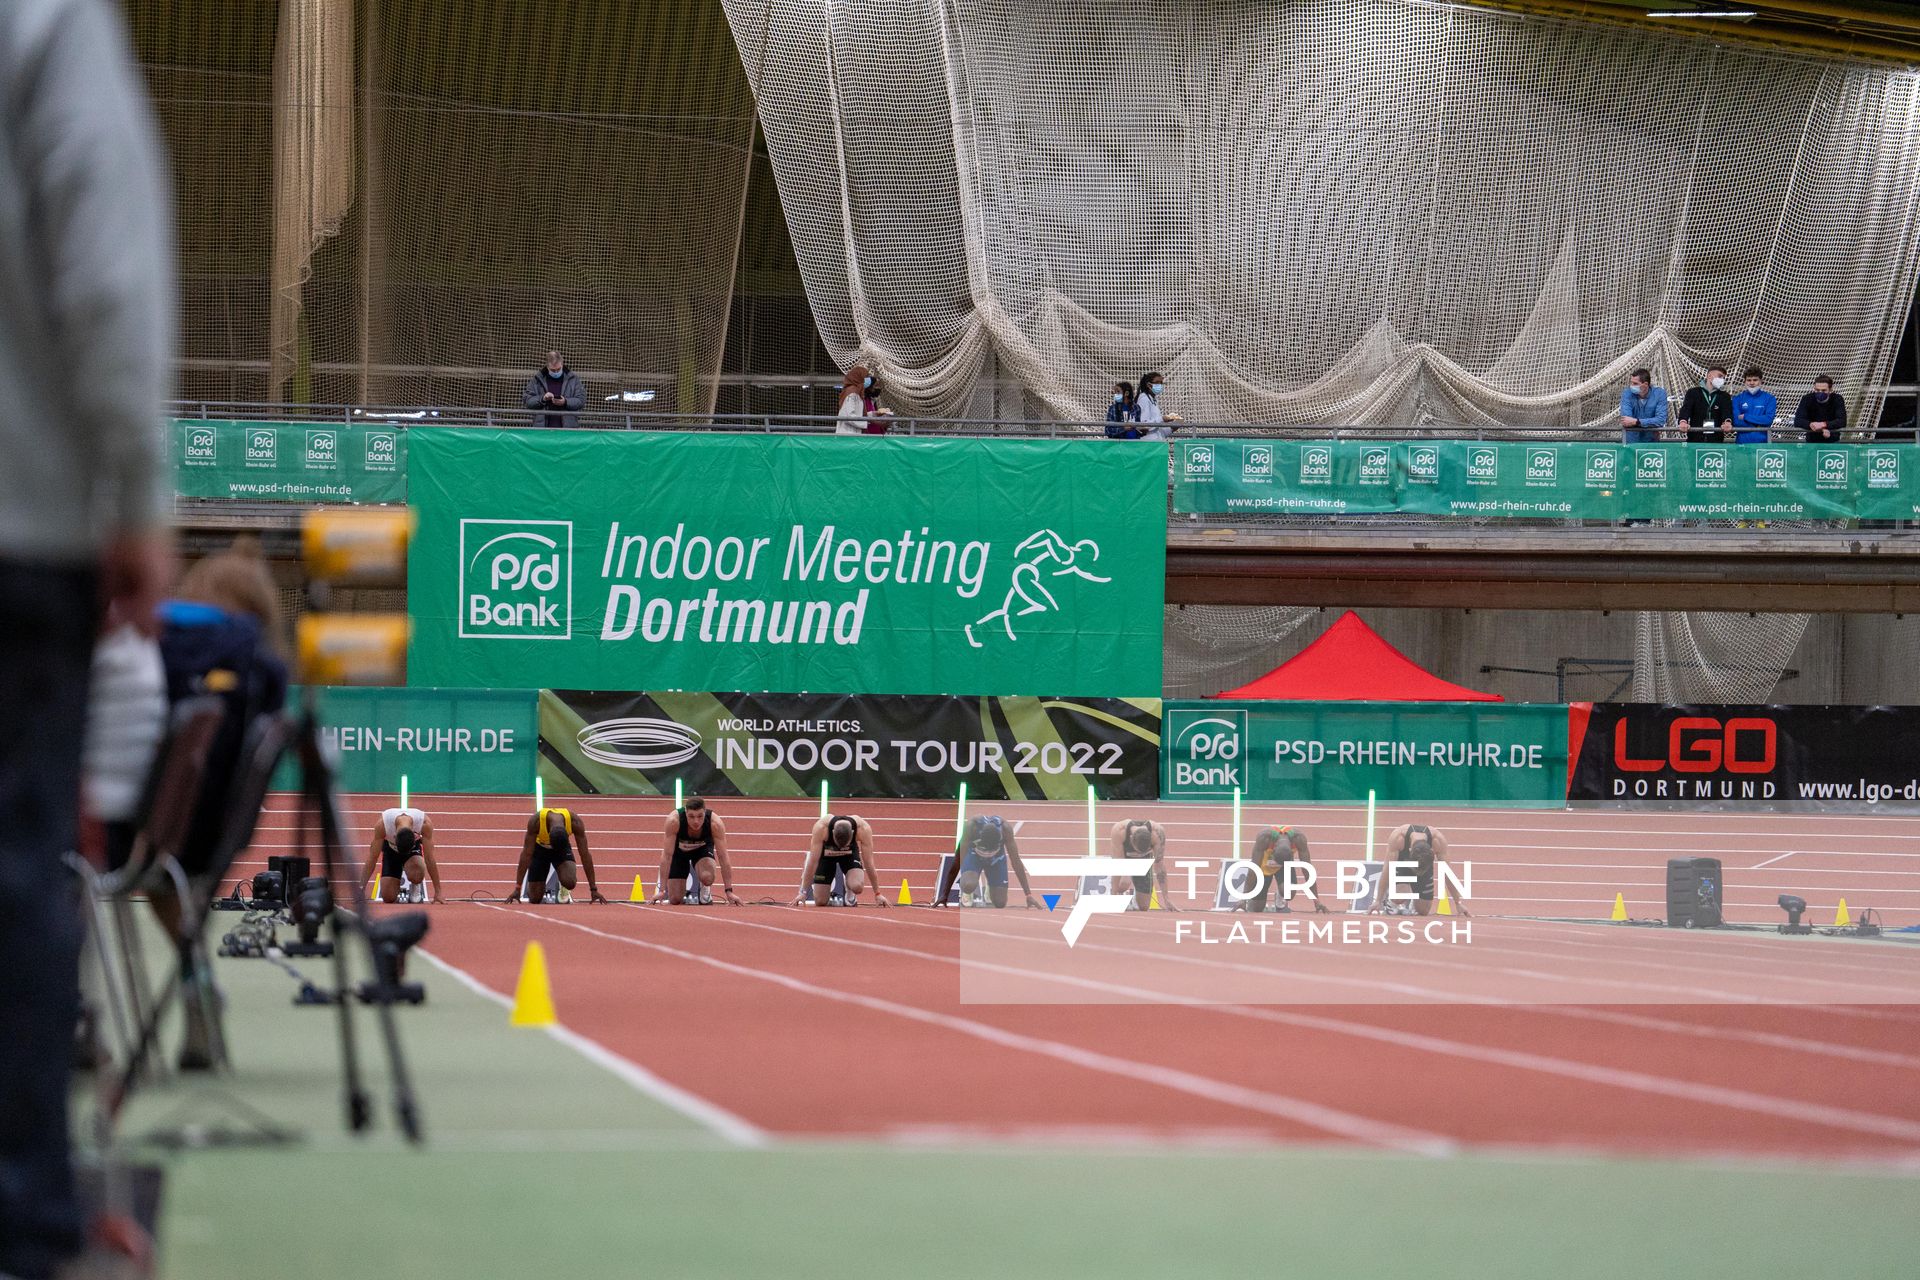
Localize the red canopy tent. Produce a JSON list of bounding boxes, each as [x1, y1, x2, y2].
[[1211, 610, 1502, 702]]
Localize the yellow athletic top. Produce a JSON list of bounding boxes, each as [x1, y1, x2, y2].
[[536, 807, 573, 846]]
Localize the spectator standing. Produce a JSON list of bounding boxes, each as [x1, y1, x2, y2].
[[1794, 376, 1847, 444], [1731, 367, 1777, 444], [1618, 368, 1668, 443], [1105, 381, 1140, 438], [1677, 366, 1734, 443], [1136, 371, 1181, 441], [836, 365, 892, 435], [1, 2, 176, 1275], [523, 350, 584, 429]]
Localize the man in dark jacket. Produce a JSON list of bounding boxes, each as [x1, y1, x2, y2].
[[1677, 366, 1734, 444], [1794, 376, 1848, 444], [523, 350, 585, 429]]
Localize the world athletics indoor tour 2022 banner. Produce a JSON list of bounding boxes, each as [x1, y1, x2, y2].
[[405, 430, 1167, 697], [1173, 439, 1918, 521], [539, 690, 1162, 801]]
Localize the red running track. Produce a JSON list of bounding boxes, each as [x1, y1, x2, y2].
[[248, 792, 1920, 926]]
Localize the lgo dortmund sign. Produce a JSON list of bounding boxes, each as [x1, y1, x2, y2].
[[405, 430, 1167, 696]]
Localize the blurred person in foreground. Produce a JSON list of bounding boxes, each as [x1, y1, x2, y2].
[[0, 1, 177, 1274]]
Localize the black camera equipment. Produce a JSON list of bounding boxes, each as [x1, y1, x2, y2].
[[355, 912, 430, 1007], [1777, 894, 1812, 934], [283, 876, 335, 958], [249, 869, 284, 906]]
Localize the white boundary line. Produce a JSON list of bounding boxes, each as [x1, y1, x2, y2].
[[476, 904, 1455, 1157], [415, 946, 770, 1148]]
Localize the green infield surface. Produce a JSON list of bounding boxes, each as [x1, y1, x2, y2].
[[98, 900, 1920, 1280]]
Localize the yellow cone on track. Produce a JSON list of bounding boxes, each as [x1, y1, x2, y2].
[[369, 879, 380, 903], [1611, 893, 1628, 922], [1835, 898, 1852, 927], [1435, 892, 1453, 917], [510, 942, 557, 1027], [1148, 888, 1162, 910], [629, 874, 647, 903], [897, 878, 913, 906]]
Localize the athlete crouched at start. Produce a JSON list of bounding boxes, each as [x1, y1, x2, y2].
[[797, 814, 889, 907], [934, 814, 1040, 909], [654, 795, 741, 905], [358, 806, 444, 904], [507, 806, 606, 904], [1108, 818, 1177, 911], [1367, 822, 1470, 918], [1236, 826, 1328, 914]]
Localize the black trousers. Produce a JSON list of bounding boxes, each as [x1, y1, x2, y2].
[[0, 561, 96, 1277]]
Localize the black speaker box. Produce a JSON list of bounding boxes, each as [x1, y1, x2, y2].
[[1666, 857, 1724, 928]]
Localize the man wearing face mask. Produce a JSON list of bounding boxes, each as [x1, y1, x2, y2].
[[523, 350, 585, 429], [1134, 370, 1181, 441], [1793, 376, 1847, 444], [1618, 368, 1668, 444], [1731, 368, 1777, 445], [1677, 366, 1734, 444]]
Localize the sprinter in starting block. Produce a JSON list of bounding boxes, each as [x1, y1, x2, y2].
[[507, 806, 607, 904], [1108, 818, 1177, 911], [1367, 822, 1470, 917], [358, 806, 444, 904], [798, 813, 889, 907], [1236, 826, 1329, 914], [934, 814, 1041, 909], [654, 795, 741, 905]]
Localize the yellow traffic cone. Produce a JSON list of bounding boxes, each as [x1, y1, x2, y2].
[[1610, 892, 1628, 922], [1148, 887, 1162, 910], [510, 942, 556, 1027], [1834, 898, 1851, 927], [1435, 892, 1453, 917], [897, 878, 913, 906], [629, 873, 647, 903]]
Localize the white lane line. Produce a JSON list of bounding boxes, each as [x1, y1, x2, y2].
[[414, 946, 770, 1148], [1752, 850, 1799, 869], [477, 904, 1453, 1157], [671, 909, 1920, 1147]]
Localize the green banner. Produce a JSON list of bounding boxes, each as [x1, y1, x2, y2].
[[272, 686, 536, 793], [1173, 440, 1920, 521], [172, 420, 408, 503], [1160, 701, 1570, 807], [405, 430, 1166, 696]]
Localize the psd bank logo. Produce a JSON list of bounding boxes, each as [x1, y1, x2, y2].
[[304, 428, 340, 469], [1815, 449, 1849, 489], [1406, 446, 1440, 484], [1299, 445, 1332, 485], [1181, 444, 1214, 480], [1466, 447, 1498, 484], [458, 519, 572, 640], [1755, 448, 1789, 487], [1584, 448, 1617, 487], [1868, 449, 1900, 489], [244, 427, 277, 467], [1635, 450, 1668, 486], [1524, 448, 1557, 485], [1693, 448, 1729, 488], [1165, 707, 1246, 795], [1241, 445, 1273, 480], [1358, 447, 1391, 486], [182, 425, 217, 467], [364, 430, 399, 471]]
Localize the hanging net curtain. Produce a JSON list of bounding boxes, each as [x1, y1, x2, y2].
[[723, 0, 1920, 426]]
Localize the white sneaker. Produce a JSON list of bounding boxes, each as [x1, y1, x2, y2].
[[557, 886, 573, 904]]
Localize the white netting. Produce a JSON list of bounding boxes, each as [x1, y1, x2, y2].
[[724, 0, 1920, 426], [1632, 611, 1812, 703]]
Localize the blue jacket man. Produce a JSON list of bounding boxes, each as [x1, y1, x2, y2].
[[1618, 369, 1668, 443], [1732, 368, 1778, 444]]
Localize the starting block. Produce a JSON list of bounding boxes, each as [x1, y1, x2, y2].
[[934, 853, 993, 906]]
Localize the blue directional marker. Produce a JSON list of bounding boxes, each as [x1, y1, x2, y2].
[[1042, 894, 1061, 911]]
